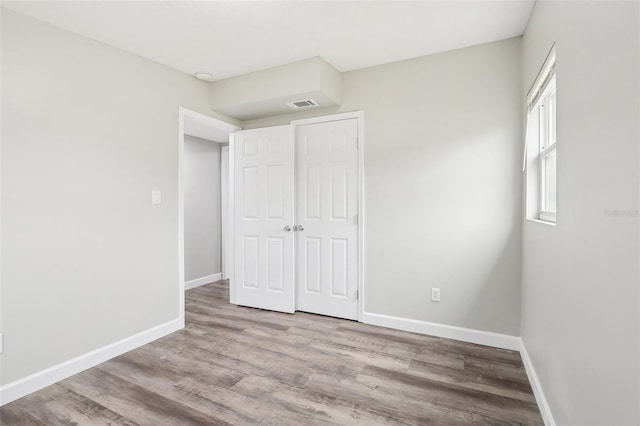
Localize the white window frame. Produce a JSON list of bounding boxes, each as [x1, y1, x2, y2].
[[526, 46, 557, 224], [537, 76, 557, 222]]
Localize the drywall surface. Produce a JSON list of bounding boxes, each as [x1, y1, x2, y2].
[[210, 57, 342, 120], [244, 38, 524, 336], [184, 135, 221, 281], [0, 9, 224, 385], [521, 1, 640, 424]]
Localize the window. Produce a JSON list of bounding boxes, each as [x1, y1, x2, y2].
[[536, 75, 556, 222], [525, 47, 556, 223]]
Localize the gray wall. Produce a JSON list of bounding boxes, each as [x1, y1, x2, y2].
[[184, 135, 222, 282], [245, 38, 524, 336], [521, 1, 639, 424], [0, 9, 235, 385]]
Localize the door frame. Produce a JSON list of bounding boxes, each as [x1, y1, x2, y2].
[[178, 106, 240, 325], [290, 111, 365, 321], [228, 132, 236, 304]]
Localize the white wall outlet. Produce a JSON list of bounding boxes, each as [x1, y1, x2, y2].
[[0, 333, 4, 354], [431, 288, 441, 302], [151, 190, 162, 205]]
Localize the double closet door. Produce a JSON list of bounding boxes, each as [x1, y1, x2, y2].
[[233, 118, 359, 320]]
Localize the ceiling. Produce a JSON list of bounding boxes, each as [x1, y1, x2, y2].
[[2, 1, 535, 82]]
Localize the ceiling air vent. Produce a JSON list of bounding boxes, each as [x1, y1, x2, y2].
[[286, 99, 319, 109]]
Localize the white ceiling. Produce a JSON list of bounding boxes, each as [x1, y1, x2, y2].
[[2, 1, 535, 82]]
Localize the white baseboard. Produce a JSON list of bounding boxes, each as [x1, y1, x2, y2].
[[362, 312, 554, 422], [361, 311, 521, 351], [185, 273, 222, 290], [519, 339, 556, 426], [0, 305, 554, 426], [0, 318, 182, 407]]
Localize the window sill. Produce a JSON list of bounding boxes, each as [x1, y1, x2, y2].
[[526, 218, 556, 227]]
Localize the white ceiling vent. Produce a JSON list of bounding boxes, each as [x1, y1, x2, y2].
[[286, 99, 319, 109]]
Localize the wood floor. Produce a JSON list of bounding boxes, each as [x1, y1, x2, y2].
[[1, 280, 543, 425]]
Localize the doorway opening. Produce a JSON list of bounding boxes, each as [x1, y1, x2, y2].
[[178, 107, 240, 323]]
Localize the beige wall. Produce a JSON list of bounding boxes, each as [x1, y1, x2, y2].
[[184, 135, 222, 282], [0, 9, 229, 385], [245, 38, 524, 336], [521, 1, 639, 424]]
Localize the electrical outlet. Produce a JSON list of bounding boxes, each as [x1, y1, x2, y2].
[[0, 333, 4, 354], [431, 288, 441, 302]]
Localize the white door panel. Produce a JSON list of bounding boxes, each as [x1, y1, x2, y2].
[[296, 119, 359, 320], [234, 125, 295, 313]]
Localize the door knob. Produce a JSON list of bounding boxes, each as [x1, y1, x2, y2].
[[283, 225, 292, 232], [293, 225, 305, 232]]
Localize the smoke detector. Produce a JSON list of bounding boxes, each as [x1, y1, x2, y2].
[[193, 71, 214, 82], [286, 99, 319, 109]]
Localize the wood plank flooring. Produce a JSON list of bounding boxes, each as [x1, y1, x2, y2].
[[0, 280, 543, 425]]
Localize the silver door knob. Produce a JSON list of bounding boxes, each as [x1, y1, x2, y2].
[[283, 225, 292, 232], [293, 225, 304, 232]]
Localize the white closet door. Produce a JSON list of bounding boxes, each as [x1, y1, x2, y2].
[[296, 119, 359, 320], [233, 125, 295, 313]]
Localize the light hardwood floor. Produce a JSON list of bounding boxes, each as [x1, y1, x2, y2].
[[0, 280, 543, 425]]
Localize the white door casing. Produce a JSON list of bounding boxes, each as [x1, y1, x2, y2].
[[233, 125, 295, 313], [295, 119, 359, 320]]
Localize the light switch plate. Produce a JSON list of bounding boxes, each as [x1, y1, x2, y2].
[[431, 288, 441, 302], [151, 190, 162, 205]]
